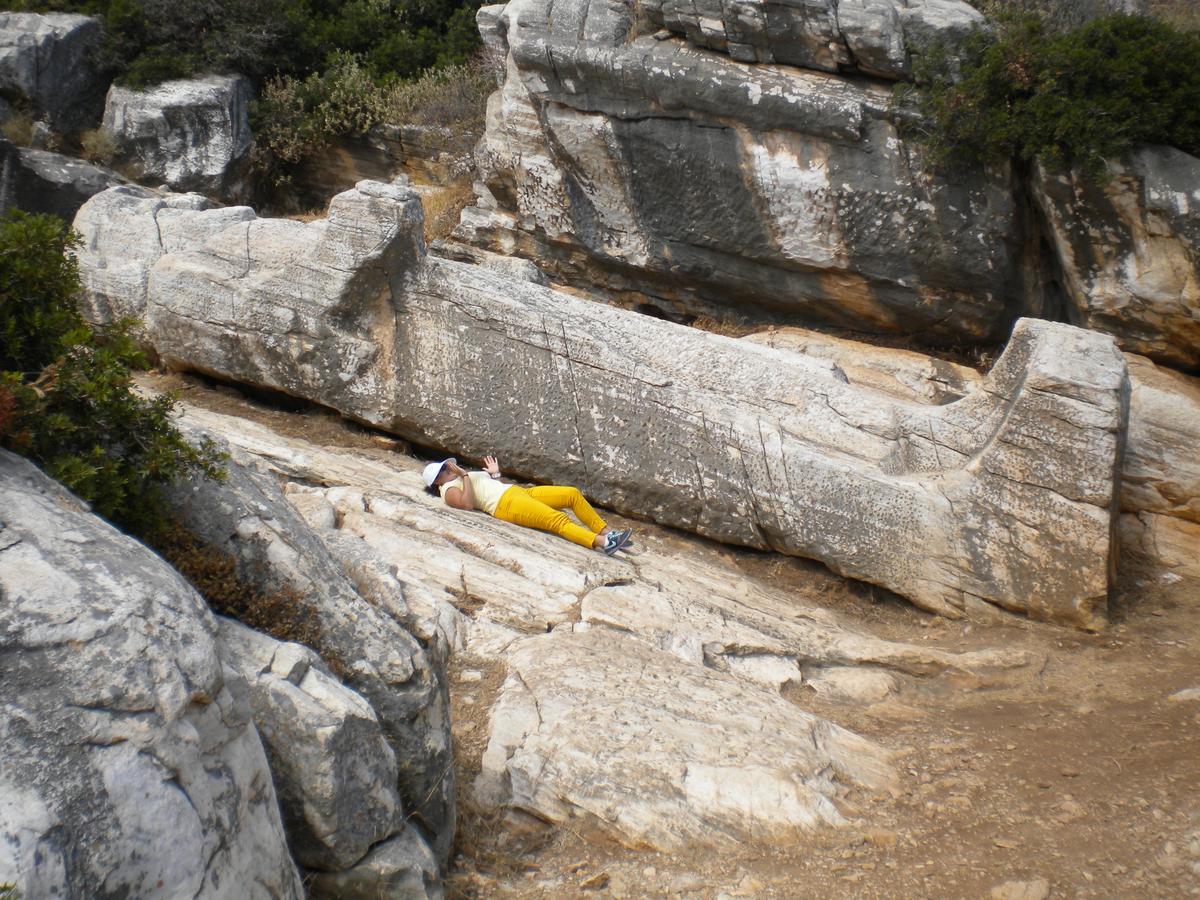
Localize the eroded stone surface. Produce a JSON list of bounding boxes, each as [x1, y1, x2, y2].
[[454, 0, 1025, 341], [1032, 147, 1200, 370], [161, 436, 455, 861], [0, 12, 103, 131], [0, 449, 302, 898], [476, 628, 897, 850], [0, 137, 126, 221], [215, 618, 403, 871]]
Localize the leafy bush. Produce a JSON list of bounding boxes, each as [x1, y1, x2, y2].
[[251, 54, 492, 189], [902, 13, 1200, 177], [0, 210, 224, 536]]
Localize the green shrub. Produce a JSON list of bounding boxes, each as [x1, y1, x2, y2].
[[250, 54, 492, 189], [0, 210, 224, 537], [901, 13, 1200, 178]]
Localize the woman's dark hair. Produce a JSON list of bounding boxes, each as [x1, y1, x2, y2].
[[424, 483, 440, 497]]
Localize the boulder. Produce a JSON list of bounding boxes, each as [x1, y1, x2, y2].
[[0, 137, 126, 222], [103, 74, 253, 197], [476, 628, 897, 850], [0, 449, 302, 898], [453, 0, 1028, 343], [0, 12, 103, 132], [215, 618, 404, 872], [74, 181, 1130, 628], [1032, 146, 1200, 371], [160, 438, 455, 861], [308, 827, 443, 900]]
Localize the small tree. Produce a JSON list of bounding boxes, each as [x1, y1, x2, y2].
[[0, 210, 224, 536]]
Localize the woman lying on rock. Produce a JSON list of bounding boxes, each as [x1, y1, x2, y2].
[[423, 455, 633, 555]]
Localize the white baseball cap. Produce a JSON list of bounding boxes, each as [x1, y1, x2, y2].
[[422, 457, 456, 487]]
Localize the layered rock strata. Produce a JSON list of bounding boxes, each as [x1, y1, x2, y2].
[[1032, 146, 1200, 371], [0, 449, 302, 898], [162, 398, 1039, 850], [103, 74, 253, 197], [161, 439, 455, 861], [0, 12, 103, 132], [74, 181, 1129, 628], [455, 0, 1025, 342]]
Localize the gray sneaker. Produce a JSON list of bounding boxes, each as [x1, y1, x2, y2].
[[602, 527, 633, 555]]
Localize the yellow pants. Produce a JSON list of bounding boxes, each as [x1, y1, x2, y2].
[[493, 485, 608, 549]]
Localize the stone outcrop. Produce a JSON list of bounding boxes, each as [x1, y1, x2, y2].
[[638, 0, 985, 79], [454, 0, 1026, 342], [0, 449, 302, 898], [161, 438, 455, 861], [0, 137, 126, 221], [215, 618, 403, 872], [158, 397, 1037, 850], [293, 123, 478, 207], [103, 74, 253, 197], [0, 12, 103, 132], [478, 628, 897, 850], [1032, 146, 1200, 371], [74, 181, 1131, 628]]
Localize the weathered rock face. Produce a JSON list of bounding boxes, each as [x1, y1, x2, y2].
[[1032, 147, 1200, 371], [639, 0, 985, 80], [74, 181, 1130, 628], [0, 12, 103, 132], [160, 398, 1037, 850], [103, 74, 253, 197], [0, 449, 303, 898], [479, 629, 897, 850], [161, 440, 455, 862], [215, 618, 403, 872], [743, 327, 1200, 587], [454, 0, 1026, 341], [73, 184, 256, 325], [0, 137, 126, 221], [293, 123, 478, 207], [308, 827, 444, 900]]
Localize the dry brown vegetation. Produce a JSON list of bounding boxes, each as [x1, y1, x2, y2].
[[422, 178, 477, 243], [151, 521, 344, 676]]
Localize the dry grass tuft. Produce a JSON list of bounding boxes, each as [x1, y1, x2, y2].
[[151, 522, 347, 677], [79, 128, 118, 166], [285, 207, 329, 223], [422, 178, 477, 243], [689, 314, 758, 338], [1, 113, 33, 147]]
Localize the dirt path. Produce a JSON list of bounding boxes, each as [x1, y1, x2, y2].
[[146, 372, 1200, 899]]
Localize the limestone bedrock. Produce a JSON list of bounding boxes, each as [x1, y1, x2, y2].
[[75, 180, 1129, 628], [0, 449, 302, 898], [457, 0, 1025, 342]]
